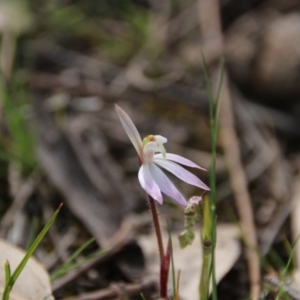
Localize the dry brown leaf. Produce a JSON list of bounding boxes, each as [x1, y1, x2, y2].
[[139, 224, 241, 300], [0, 238, 54, 300]]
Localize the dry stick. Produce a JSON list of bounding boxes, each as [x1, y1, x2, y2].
[[65, 277, 157, 300], [264, 275, 300, 300], [52, 220, 136, 291], [220, 75, 260, 300], [290, 169, 300, 276], [197, 0, 260, 299], [0, 174, 39, 237]]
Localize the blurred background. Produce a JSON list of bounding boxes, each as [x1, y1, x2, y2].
[[1, 0, 300, 299]]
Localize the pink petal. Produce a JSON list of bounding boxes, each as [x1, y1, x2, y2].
[[138, 164, 163, 204], [154, 153, 206, 170], [154, 158, 210, 191], [115, 104, 142, 156], [148, 163, 187, 206]]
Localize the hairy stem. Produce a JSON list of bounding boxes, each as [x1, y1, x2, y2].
[[148, 195, 164, 263]]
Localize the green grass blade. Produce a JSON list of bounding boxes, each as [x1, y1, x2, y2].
[[214, 59, 225, 139], [168, 221, 177, 299], [200, 53, 224, 300], [210, 60, 224, 300], [62, 237, 96, 269], [201, 51, 214, 122], [2, 203, 62, 300], [0, 79, 37, 175], [51, 248, 109, 281], [4, 261, 11, 286], [276, 234, 300, 299]]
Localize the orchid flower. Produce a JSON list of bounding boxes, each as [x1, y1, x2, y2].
[[115, 104, 210, 206]]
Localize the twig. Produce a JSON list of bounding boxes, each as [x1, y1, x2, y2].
[[65, 115, 137, 210], [40, 183, 74, 264], [51, 216, 144, 291], [257, 140, 291, 255], [290, 163, 300, 274], [29, 70, 300, 137], [0, 173, 40, 237], [220, 74, 260, 300], [65, 277, 157, 300], [34, 100, 128, 246], [264, 275, 300, 300]]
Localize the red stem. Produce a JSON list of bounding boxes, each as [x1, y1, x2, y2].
[[138, 157, 166, 297], [148, 194, 164, 264], [160, 240, 171, 298]]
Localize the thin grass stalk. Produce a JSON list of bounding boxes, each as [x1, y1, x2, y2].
[[199, 55, 224, 300], [210, 60, 225, 300], [276, 234, 300, 299], [176, 270, 181, 300], [200, 245, 212, 300], [168, 221, 177, 298], [199, 196, 213, 300]]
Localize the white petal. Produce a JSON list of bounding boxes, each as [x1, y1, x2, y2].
[[148, 163, 187, 206], [154, 153, 206, 170], [142, 141, 157, 162], [115, 104, 142, 156], [138, 164, 163, 204], [154, 135, 167, 158], [154, 158, 210, 190], [154, 135, 167, 145]]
